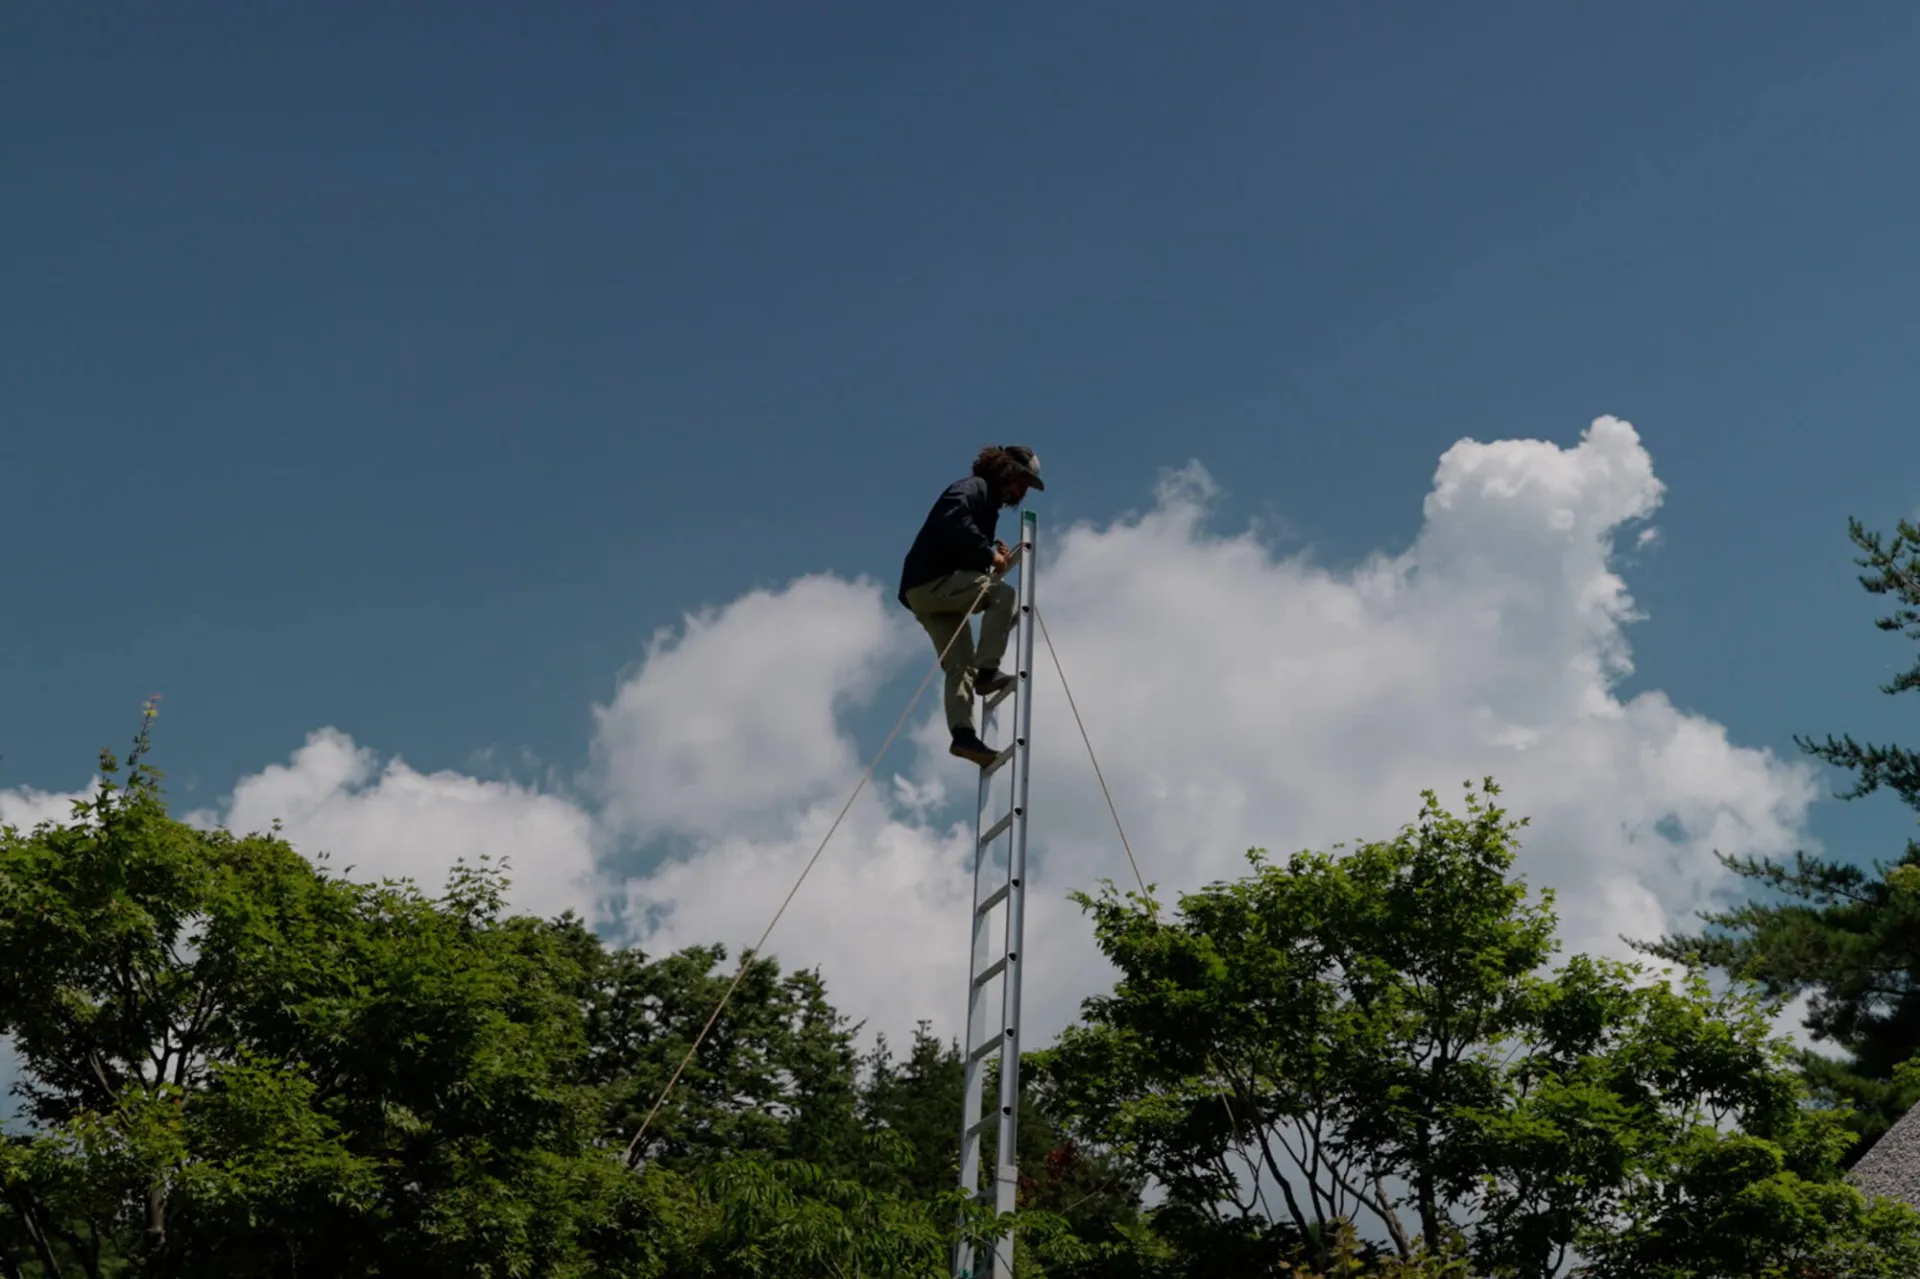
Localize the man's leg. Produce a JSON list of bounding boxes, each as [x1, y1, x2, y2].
[[905, 577, 981, 735], [973, 579, 1017, 675]]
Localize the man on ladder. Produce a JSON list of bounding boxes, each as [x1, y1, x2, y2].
[[898, 445, 1045, 767]]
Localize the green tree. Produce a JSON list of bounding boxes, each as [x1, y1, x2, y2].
[[583, 936, 866, 1175], [0, 710, 1082, 1278], [857, 1022, 966, 1199], [663, 1133, 1088, 1279], [854, 1019, 1150, 1276], [0, 710, 658, 1277], [1641, 515, 1920, 1157], [1032, 782, 1920, 1277]]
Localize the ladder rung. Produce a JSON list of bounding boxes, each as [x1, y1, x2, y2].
[[975, 882, 1009, 917], [971, 956, 1008, 989], [983, 743, 1016, 777], [979, 811, 1013, 848], [968, 1033, 1006, 1064]]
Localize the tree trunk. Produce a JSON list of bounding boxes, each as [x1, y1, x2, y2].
[[1414, 1158, 1441, 1250], [144, 1179, 169, 1263], [1, 1187, 66, 1279]]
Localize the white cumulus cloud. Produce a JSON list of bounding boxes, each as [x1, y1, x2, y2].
[[0, 784, 92, 834], [183, 729, 605, 924], [589, 575, 912, 845], [602, 417, 1821, 1053], [0, 417, 1824, 1065]]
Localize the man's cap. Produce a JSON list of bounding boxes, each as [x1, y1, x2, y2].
[[1003, 445, 1045, 491]]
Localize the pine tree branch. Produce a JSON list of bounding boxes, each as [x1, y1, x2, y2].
[[1846, 515, 1920, 697]]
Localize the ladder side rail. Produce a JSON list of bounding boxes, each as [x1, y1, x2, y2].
[[956, 647, 1013, 1276], [955, 700, 1001, 1216], [988, 509, 1039, 1279]]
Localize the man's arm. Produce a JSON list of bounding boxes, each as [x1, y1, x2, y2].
[[927, 481, 996, 573]]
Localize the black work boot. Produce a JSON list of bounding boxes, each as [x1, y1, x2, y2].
[[974, 667, 1016, 699], [949, 727, 999, 767]]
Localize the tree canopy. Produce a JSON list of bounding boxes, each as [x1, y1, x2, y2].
[[4, 683, 1919, 1275], [1643, 516, 1920, 1158], [1032, 780, 1920, 1277]]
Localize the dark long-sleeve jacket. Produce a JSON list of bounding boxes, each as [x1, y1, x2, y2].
[[898, 476, 1000, 606]]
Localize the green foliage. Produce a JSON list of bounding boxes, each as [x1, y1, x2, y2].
[[694, 1147, 955, 1277], [1576, 1125, 1920, 1278], [1640, 515, 1920, 1157], [856, 1019, 1146, 1264], [0, 709, 643, 1276], [1032, 781, 1920, 1277], [0, 708, 1084, 1279], [8, 705, 1920, 1277], [581, 934, 864, 1172], [671, 1133, 1085, 1279], [857, 1022, 967, 1199]]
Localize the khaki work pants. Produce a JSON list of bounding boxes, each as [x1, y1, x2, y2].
[[903, 570, 1017, 734]]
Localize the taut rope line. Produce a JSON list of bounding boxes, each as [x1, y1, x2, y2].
[[622, 568, 1005, 1167]]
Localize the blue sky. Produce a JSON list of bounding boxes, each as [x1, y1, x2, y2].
[[7, 0, 1920, 963]]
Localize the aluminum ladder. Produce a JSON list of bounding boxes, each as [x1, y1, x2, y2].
[[953, 508, 1038, 1279]]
